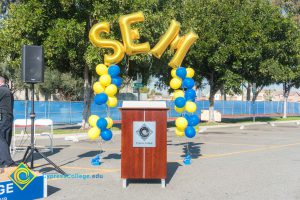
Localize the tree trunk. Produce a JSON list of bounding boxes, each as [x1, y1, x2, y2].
[[209, 91, 215, 122], [251, 86, 263, 102], [246, 83, 251, 101], [36, 92, 40, 101], [208, 84, 220, 122], [283, 96, 288, 118], [25, 88, 29, 100], [283, 83, 291, 119], [45, 93, 49, 101], [81, 64, 92, 129], [220, 86, 226, 101]]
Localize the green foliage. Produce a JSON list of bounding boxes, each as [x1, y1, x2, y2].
[[0, 0, 300, 116], [183, 0, 300, 103]]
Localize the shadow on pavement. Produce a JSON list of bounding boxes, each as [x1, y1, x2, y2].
[[15, 146, 68, 165], [128, 162, 181, 186], [166, 162, 181, 184], [47, 185, 61, 197], [181, 142, 202, 159], [103, 153, 121, 160], [167, 141, 202, 159]]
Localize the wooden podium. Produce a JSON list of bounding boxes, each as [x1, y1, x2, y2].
[[120, 101, 168, 188]]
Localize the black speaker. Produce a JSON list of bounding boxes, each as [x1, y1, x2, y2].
[[22, 45, 44, 83]]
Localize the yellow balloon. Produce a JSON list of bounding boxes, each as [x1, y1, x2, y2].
[[194, 125, 199, 133], [150, 20, 180, 58], [107, 96, 118, 107], [119, 12, 150, 55], [105, 117, 114, 129], [96, 64, 108, 75], [169, 32, 198, 68], [105, 84, 118, 97], [100, 74, 111, 86], [171, 68, 177, 78], [186, 67, 195, 78], [174, 106, 185, 113], [175, 117, 188, 131], [93, 82, 105, 94], [88, 115, 99, 127], [89, 22, 125, 65], [174, 90, 184, 99], [170, 77, 182, 90], [175, 128, 185, 137], [186, 101, 197, 113], [88, 127, 101, 140]]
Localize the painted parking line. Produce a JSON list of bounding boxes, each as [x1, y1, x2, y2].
[[177, 142, 300, 162], [60, 166, 120, 173], [203, 142, 267, 147], [34, 163, 120, 173]]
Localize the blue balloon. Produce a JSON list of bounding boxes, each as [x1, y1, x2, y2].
[[112, 76, 122, 87], [188, 114, 200, 126], [183, 78, 195, 89], [94, 93, 108, 105], [101, 129, 113, 141], [184, 115, 190, 122], [185, 89, 196, 100], [96, 118, 108, 130], [175, 97, 186, 108], [108, 65, 120, 77], [185, 126, 196, 138], [176, 67, 187, 79]]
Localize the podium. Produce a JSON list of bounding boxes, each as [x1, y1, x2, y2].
[[120, 101, 168, 188]]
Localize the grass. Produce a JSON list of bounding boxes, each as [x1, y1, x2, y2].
[[14, 126, 121, 135], [14, 116, 300, 135], [169, 116, 300, 128], [52, 126, 121, 134]]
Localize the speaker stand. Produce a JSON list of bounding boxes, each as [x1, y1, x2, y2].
[[22, 83, 66, 175]]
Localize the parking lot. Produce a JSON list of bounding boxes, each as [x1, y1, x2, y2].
[[11, 122, 300, 200]]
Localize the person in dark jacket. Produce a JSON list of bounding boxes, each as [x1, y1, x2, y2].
[[0, 76, 15, 167]]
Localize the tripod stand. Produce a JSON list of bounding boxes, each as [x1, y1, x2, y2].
[[22, 83, 66, 175]]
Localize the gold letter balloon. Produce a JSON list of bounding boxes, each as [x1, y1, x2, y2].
[[87, 11, 199, 141], [89, 22, 125, 66], [119, 12, 150, 55]]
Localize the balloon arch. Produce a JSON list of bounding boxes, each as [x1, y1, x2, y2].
[[87, 11, 199, 142]]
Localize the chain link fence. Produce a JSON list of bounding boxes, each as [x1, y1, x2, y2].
[[14, 100, 300, 124]]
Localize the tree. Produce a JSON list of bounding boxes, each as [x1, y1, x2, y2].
[[182, 0, 252, 121], [272, 0, 300, 118], [265, 17, 300, 118], [0, 0, 180, 127]]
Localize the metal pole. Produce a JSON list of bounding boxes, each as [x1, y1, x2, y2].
[[30, 83, 36, 168]]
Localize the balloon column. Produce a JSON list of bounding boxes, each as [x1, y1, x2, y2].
[[87, 64, 122, 141], [171, 66, 200, 138]]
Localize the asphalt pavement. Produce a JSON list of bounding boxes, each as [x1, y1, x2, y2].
[[11, 122, 300, 200]]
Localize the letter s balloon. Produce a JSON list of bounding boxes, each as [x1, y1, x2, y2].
[[89, 22, 125, 65]]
